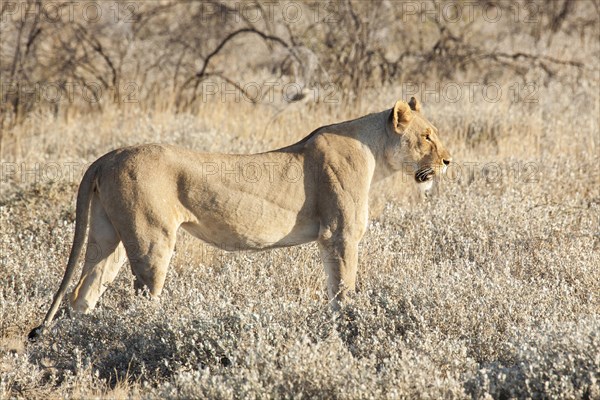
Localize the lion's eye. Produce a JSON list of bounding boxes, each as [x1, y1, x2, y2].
[[425, 134, 431, 142]]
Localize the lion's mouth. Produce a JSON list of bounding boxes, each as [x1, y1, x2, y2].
[[415, 167, 434, 183]]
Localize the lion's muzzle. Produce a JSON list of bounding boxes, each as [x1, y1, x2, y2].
[[415, 167, 434, 183]]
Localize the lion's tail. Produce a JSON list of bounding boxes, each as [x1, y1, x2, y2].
[[28, 162, 99, 341]]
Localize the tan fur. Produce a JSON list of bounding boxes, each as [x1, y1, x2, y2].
[[29, 97, 451, 338]]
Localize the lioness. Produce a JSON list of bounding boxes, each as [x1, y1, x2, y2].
[[29, 97, 450, 340]]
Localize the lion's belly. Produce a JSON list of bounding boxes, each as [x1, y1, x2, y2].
[[180, 187, 319, 251], [181, 219, 319, 251], [180, 207, 319, 251], [175, 151, 319, 250]]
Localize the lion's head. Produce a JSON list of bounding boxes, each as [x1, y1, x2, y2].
[[385, 97, 451, 190]]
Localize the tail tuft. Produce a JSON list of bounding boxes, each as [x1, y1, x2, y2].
[[28, 326, 43, 341]]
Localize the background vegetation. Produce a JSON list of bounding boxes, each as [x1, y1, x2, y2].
[[1, 0, 599, 398]]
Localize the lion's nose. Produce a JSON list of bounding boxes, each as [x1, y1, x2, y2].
[[443, 158, 451, 166]]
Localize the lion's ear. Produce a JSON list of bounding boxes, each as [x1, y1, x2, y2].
[[392, 100, 413, 132], [408, 97, 421, 112]]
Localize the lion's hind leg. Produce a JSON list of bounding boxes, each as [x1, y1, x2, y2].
[[70, 196, 127, 314], [121, 227, 177, 299]]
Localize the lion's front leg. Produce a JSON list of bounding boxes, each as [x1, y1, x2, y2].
[[313, 157, 371, 310], [318, 232, 360, 310]]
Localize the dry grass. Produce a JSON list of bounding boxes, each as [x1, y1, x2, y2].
[[1, 81, 599, 399]]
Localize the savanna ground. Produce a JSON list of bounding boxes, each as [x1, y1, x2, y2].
[[1, 1, 599, 399]]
